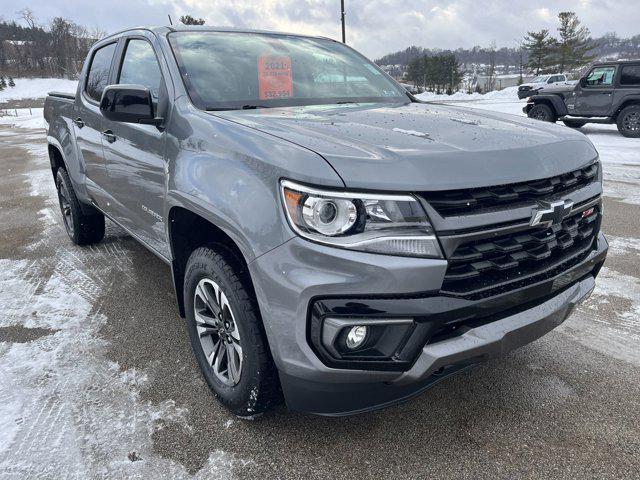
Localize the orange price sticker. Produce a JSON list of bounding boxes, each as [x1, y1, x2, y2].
[[258, 55, 293, 100]]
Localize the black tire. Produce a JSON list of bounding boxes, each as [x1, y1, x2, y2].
[[563, 119, 586, 129], [616, 105, 640, 138], [55, 168, 105, 245], [528, 103, 557, 123], [184, 246, 280, 417]]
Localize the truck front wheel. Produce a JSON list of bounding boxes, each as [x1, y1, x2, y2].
[[184, 246, 280, 417], [528, 104, 557, 123], [55, 168, 105, 245], [617, 105, 640, 138]]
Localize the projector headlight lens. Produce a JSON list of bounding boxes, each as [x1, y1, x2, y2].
[[280, 180, 442, 258]]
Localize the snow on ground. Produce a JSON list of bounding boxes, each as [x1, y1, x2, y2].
[[417, 85, 521, 102], [0, 108, 46, 130], [0, 78, 77, 102], [0, 129, 242, 479]]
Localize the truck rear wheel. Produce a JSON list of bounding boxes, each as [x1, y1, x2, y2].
[[617, 105, 640, 138], [183, 246, 280, 417], [528, 104, 557, 123], [55, 168, 105, 245]]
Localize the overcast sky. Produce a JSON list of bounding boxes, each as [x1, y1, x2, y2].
[[2, 0, 639, 58]]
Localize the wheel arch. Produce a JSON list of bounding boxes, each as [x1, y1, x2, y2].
[[530, 94, 567, 117], [612, 98, 640, 121], [167, 206, 256, 318], [47, 142, 67, 180]]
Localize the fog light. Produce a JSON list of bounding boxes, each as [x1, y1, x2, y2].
[[345, 325, 368, 350]]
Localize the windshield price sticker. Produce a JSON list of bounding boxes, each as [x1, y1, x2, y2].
[[258, 55, 293, 100]]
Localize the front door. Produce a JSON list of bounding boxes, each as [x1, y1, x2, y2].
[[573, 66, 616, 116], [101, 36, 169, 258], [73, 42, 118, 208]]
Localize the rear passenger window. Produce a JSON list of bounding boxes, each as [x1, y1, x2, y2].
[[118, 39, 163, 101], [86, 43, 117, 102], [620, 65, 640, 86]]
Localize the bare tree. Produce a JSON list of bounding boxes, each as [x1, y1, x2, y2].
[[17, 8, 37, 28], [486, 41, 497, 92]]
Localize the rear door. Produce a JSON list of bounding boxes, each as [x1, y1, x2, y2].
[[101, 33, 170, 258], [573, 66, 617, 116], [73, 41, 118, 207]]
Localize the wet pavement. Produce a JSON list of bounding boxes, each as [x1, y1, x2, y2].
[[0, 122, 639, 479]]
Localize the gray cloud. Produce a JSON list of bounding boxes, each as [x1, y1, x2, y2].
[[3, 0, 639, 58]]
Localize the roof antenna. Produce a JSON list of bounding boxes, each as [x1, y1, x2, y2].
[[168, 14, 173, 25]]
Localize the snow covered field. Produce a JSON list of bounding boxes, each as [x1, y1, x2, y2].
[[0, 78, 77, 103]]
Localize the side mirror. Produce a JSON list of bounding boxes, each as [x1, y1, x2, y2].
[[100, 84, 162, 125], [579, 77, 587, 88]]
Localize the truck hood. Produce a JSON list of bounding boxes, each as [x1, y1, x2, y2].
[[210, 102, 598, 191], [520, 82, 545, 88], [538, 84, 576, 97]]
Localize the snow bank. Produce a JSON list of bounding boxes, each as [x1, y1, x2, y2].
[[417, 86, 522, 103], [0, 78, 77, 102]]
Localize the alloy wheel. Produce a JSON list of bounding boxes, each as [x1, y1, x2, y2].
[[56, 179, 74, 236], [193, 278, 243, 386], [622, 112, 639, 133]]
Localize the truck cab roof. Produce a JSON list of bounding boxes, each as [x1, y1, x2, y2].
[[101, 25, 333, 43]]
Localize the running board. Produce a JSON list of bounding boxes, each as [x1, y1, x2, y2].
[[560, 116, 612, 124]]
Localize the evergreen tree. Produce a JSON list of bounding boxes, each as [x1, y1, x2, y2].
[[523, 30, 553, 75], [406, 54, 462, 93], [8, 77, 15, 87], [556, 12, 597, 72], [180, 15, 205, 25], [406, 56, 424, 87]]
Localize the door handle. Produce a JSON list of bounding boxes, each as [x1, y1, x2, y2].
[[73, 117, 84, 129], [101, 130, 117, 143]]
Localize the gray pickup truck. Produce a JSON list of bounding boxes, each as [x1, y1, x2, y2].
[[44, 26, 608, 417]]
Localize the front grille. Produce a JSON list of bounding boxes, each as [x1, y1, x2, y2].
[[421, 162, 598, 216], [519, 86, 532, 91], [442, 205, 600, 298]]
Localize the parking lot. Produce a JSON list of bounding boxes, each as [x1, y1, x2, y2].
[[1, 102, 639, 479]]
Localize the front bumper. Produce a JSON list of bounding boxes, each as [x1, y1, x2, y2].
[[249, 233, 607, 416], [518, 88, 538, 99]]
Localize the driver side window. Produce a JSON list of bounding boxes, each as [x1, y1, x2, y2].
[[118, 39, 163, 102], [585, 67, 616, 87]]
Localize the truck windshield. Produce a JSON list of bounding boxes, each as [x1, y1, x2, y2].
[[168, 31, 408, 110]]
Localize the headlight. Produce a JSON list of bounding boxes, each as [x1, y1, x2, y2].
[[280, 179, 442, 258]]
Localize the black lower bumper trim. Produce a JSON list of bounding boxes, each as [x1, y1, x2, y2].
[[308, 234, 607, 372]]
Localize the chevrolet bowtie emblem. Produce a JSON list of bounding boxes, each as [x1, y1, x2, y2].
[[530, 200, 574, 227]]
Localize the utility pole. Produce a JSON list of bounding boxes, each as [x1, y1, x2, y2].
[[340, 0, 346, 43]]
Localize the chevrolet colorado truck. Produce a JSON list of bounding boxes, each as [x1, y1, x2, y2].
[[44, 26, 608, 417], [524, 60, 640, 137]]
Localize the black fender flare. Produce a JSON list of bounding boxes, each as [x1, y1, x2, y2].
[[613, 95, 640, 120], [529, 94, 568, 117]]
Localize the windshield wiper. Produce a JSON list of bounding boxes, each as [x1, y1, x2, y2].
[[205, 105, 268, 111], [335, 101, 358, 105]]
